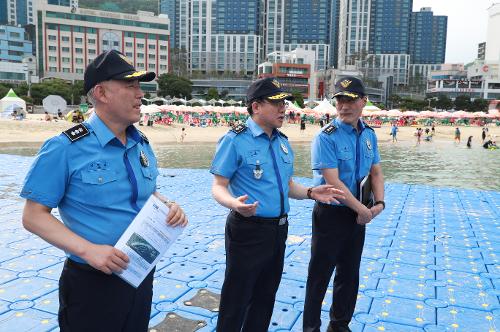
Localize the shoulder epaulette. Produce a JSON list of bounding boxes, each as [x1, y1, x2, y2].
[[277, 130, 288, 139], [323, 124, 337, 135], [138, 130, 149, 144], [230, 123, 247, 135], [63, 124, 90, 142]]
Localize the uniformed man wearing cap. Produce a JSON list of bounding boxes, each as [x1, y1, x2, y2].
[[210, 77, 345, 332], [20, 50, 188, 331], [303, 76, 385, 332]]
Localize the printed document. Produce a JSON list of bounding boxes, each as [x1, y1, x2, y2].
[[114, 195, 183, 287]]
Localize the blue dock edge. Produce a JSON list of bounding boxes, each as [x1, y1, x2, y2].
[[0, 154, 499, 331]]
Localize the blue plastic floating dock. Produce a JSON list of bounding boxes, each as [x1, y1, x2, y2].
[[0, 155, 498, 331]]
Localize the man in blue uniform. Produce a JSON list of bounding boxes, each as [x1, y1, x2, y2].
[[303, 77, 385, 332], [210, 77, 345, 332], [20, 50, 188, 332]]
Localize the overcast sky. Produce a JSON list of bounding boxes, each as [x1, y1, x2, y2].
[[412, 0, 496, 64]]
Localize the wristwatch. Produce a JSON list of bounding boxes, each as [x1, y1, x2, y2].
[[374, 200, 385, 210], [307, 187, 314, 199]]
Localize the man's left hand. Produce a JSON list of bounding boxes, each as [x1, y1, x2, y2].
[[311, 185, 345, 204], [166, 202, 188, 227], [370, 204, 384, 219]]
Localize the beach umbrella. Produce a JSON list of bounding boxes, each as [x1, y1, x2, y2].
[[402, 111, 419, 117], [387, 109, 403, 117], [417, 110, 436, 118], [452, 110, 474, 118], [363, 100, 381, 112], [488, 109, 500, 118], [42, 95, 67, 114]]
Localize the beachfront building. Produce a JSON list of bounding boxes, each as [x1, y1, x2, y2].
[[258, 49, 314, 98], [35, 1, 169, 93], [427, 4, 500, 101], [0, 24, 32, 62], [409, 7, 447, 65], [191, 78, 252, 101]]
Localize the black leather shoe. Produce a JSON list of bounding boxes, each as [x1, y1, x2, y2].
[[327, 323, 352, 332]]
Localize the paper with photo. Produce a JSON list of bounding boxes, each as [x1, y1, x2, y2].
[[114, 195, 183, 287]]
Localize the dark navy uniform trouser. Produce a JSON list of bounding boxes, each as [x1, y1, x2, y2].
[[303, 203, 366, 332], [58, 259, 155, 332], [216, 211, 288, 332]]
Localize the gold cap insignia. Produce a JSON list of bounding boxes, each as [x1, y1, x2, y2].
[[272, 79, 281, 88], [118, 53, 133, 66], [124, 71, 147, 78], [340, 79, 352, 88]]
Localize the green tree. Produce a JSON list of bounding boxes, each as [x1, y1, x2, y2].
[[454, 95, 471, 111], [170, 48, 188, 77], [206, 87, 219, 100], [435, 94, 453, 110], [389, 95, 402, 108], [471, 98, 488, 112], [71, 80, 85, 104], [30, 79, 73, 104], [292, 91, 304, 108], [157, 73, 192, 99]]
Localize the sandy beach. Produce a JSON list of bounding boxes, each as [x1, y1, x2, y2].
[[0, 114, 498, 147]]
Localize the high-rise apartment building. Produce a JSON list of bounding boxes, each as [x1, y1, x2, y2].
[[0, 0, 35, 26], [409, 7, 447, 64]]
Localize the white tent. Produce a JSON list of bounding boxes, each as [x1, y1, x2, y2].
[[0, 89, 26, 117], [313, 98, 337, 115]]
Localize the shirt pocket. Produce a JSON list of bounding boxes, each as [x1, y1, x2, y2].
[[280, 153, 293, 179], [141, 166, 160, 180], [337, 147, 354, 173], [80, 169, 119, 205]]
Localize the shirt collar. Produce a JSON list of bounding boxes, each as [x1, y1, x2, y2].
[[334, 118, 366, 133], [86, 113, 143, 147], [246, 117, 279, 138]]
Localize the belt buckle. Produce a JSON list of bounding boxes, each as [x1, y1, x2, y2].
[[278, 216, 287, 225]]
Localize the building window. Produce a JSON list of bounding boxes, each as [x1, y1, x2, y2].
[[75, 58, 83, 64], [160, 65, 167, 70], [88, 49, 96, 54], [49, 66, 57, 71], [137, 54, 144, 59], [148, 44, 155, 50], [62, 57, 70, 63], [75, 37, 83, 43], [148, 64, 155, 70], [49, 56, 57, 62], [137, 63, 144, 68], [48, 35, 57, 41], [62, 47, 70, 52], [75, 48, 83, 54], [62, 36, 69, 42], [148, 54, 155, 59], [126, 52, 133, 57], [125, 42, 133, 47], [137, 43, 144, 49], [160, 55, 167, 60], [63, 68, 70, 73], [48, 46, 57, 51], [88, 39, 96, 44], [76, 68, 84, 74], [160, 45, 167, 51]]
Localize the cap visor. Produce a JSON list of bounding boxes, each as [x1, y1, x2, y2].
[[115, 70, 156, 82], [333, 91, 361, 99], [266, 92, 294, 101]]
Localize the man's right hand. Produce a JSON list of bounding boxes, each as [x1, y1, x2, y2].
[[356, 205, 373, 225], [233, 194, 258, 217], [82, 244, 129, 275]]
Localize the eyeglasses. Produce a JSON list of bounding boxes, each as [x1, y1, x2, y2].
[[335, 96, 361, 103], [262, 99, 286, 108]]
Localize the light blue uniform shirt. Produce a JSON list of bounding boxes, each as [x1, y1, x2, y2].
[[20, 113, 159, 263], [210, 117, 294, 218], [311, 118, 380, 201]]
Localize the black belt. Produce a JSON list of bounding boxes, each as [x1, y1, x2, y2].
[[65, 258, 100, 273], [316, 202, 352, 211], [231, 211, 288, 225]]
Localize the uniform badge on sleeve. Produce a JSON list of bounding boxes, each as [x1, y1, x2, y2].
[[253, 160, 263, 180], [140, 151, 149, 167], [366, 140, 372, 150], [280, 143, 288, 154]]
